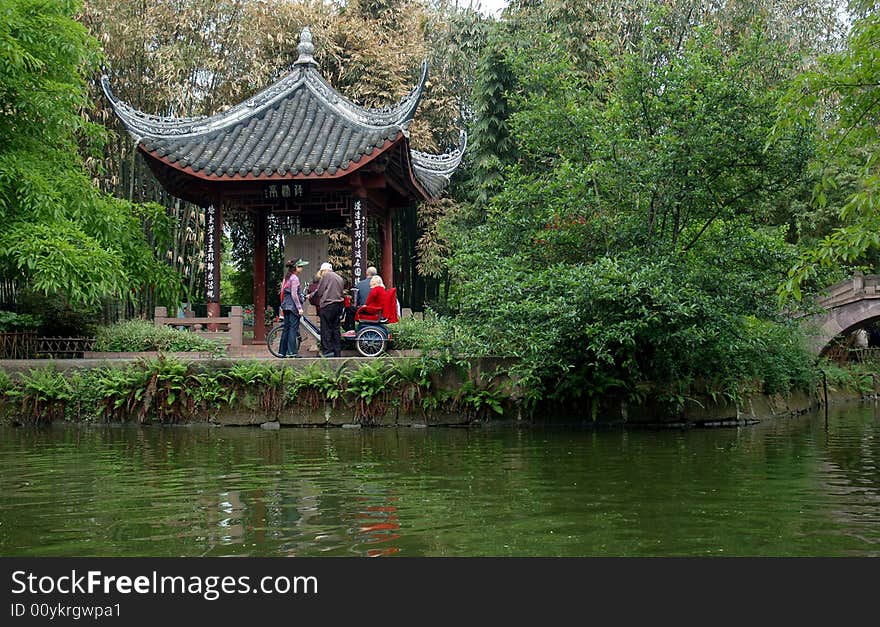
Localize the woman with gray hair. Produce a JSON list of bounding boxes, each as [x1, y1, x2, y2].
[[363, 275, 387, 311]]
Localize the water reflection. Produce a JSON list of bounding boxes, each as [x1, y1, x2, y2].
[[1, 405, 880, 556], [353, 495, 401, 557]]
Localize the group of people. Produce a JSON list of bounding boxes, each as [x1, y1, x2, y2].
[[278, 259, 389, 359]]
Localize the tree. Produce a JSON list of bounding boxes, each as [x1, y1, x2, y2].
[[774, 3, 880, 301], [0, 0, 179, 309], [469, 30, 517, 206], [446, 14, 820, 405]]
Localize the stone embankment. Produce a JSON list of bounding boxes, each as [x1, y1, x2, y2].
[[0, 354, 869, 427]]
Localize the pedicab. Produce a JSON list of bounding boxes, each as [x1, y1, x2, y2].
[[267, 287, 398, 358]]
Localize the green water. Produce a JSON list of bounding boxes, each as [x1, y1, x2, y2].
[[2, 405, 880, 556]]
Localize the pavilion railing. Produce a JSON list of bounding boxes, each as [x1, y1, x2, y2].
[[153, 306, 243, 347]]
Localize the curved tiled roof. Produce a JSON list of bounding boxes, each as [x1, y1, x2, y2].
[[102, 27, 464, 197], [138, 88, 403, 178], [411, 132, 468, 197]]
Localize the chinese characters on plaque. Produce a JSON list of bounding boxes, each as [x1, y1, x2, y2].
[[352, 200, 366, 282], [263, 184, 304, 200], [205, 205, 219, 303]]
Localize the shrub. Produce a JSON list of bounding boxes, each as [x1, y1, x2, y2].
[[392, 311, 449, 350], [88, 357, 198, 423], [227, 361, 284, 414], [0, 311, 40, 332], [821, 360, 876, 395], [66, 368, 112, 422], [93, 320, 224, 354], [391, 356, 443, 415], [392, 309, 483, 357], [15, 290, 98, 337], [346, 361, 397, 424], [3, 365, 71, 424], [451, 252, 817, 409], [290, 363, 347, 410]]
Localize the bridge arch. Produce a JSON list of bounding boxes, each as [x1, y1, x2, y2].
[[804, 273, 880, 355]]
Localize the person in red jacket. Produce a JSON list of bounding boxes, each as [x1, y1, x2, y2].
[[363, 275, 387, 311]]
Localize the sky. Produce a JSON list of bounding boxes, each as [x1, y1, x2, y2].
[[473, 0, 509, 18]]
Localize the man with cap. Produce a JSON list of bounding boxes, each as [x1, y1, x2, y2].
[[311, 261, 345, 357], [279, 258, 308, 358]]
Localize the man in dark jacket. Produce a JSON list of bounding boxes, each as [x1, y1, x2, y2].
[[312, 262, 345, 357], [355, 266, 377, 307]]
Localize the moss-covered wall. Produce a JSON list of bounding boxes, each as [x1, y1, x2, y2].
[[1, 355, 871, 427]]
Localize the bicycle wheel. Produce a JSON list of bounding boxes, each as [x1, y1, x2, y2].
[[266, 325, 284, 358], [356, 326, 386, 357]]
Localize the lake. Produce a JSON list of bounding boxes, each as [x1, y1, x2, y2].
[[2, 403, 879, 556]]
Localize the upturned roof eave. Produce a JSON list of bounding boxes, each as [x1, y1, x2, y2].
[[101, 58, 428, 143], [409, 131, 468, 199]]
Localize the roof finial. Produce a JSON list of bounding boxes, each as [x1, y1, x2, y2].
[[295, 27, 318, 67]]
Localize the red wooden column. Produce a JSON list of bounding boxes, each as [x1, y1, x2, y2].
[[205, 203, 222, 326], [381, 208, 394, 289], [253, 209, 268, 343]]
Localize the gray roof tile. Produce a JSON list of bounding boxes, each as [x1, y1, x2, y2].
[[103, 28, 465, 197]]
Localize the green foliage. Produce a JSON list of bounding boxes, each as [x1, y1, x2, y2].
[[391, 356, 442, 414], [452, 375, 506, 421], [0, 370, 11, 397], [391, 311, 484, 366], [89, 356, 193, 423], [188, 371, 234, 414], [3, 365, 71, 424], [0, 310, 39, 332], [227, 360, 284, 414], [469, 29, 517, 206], [91, 365, 151, 419], [820, 360, 876, 395], [290, 363, 348, 409], [392, 311, 450, 350], [65, 368, 111, 422], [0, 0, 182, 310], [15, 289, 98, 337], [227, 361, 281, 387], [780, 172, 880, 302], [0, 355, 507, 425], [773, 4, 880, 301], [93, 320, 224, 354], [142, 356, 190, 422], [452, 239, 814, 407], [440, 13, 823, 408], [345, 360, 397, 424]]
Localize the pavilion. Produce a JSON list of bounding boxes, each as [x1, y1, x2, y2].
[[102, 27, 465, 341]]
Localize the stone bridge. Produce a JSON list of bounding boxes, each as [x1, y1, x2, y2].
[[803, 273, 880, 355]]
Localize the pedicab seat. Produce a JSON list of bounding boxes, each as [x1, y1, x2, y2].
[[355, 287, 398, 324]]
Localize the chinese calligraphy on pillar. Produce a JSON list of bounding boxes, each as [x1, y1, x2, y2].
[[352, 200, 367, 282], [205, 204, 220, 303]]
